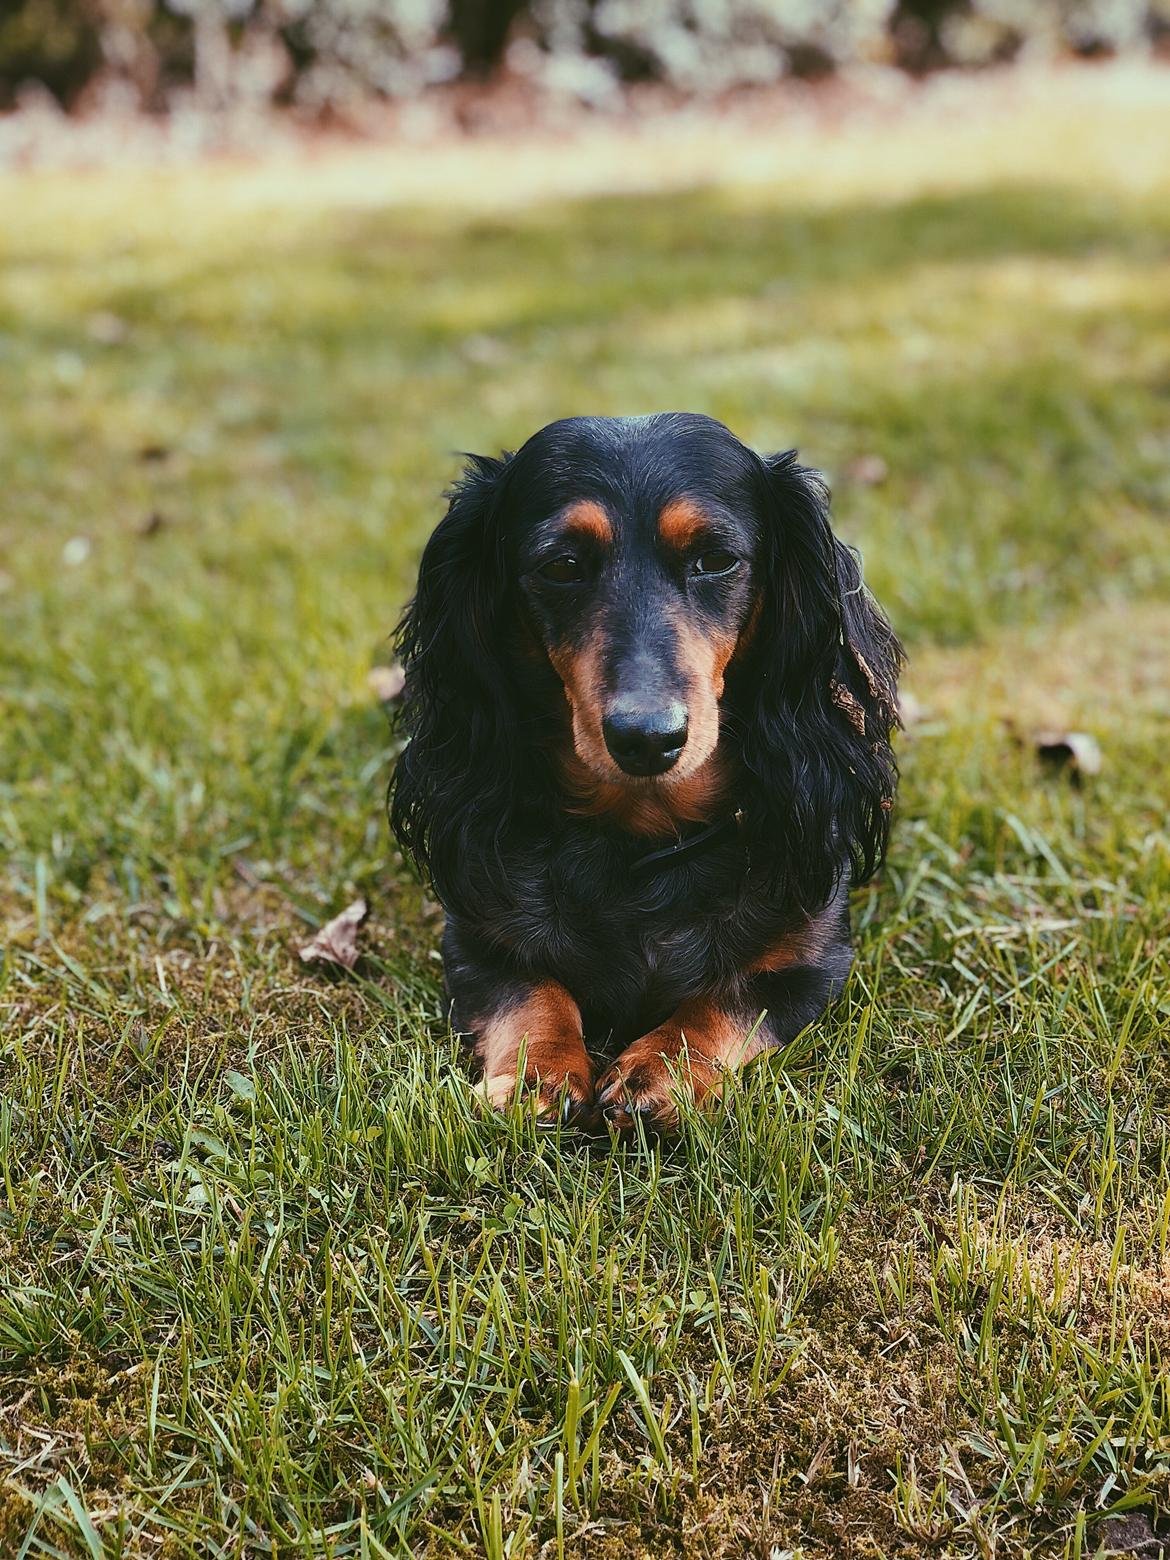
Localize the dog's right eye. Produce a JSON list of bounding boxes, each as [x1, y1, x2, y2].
[[538, 555, 586, 584]]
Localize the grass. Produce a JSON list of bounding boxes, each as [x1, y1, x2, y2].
[[2, 81, 1170, 1557]]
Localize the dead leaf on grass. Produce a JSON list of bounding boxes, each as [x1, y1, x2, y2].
[[1035, 730, 1103, 778], [298, 898, 368, 971]]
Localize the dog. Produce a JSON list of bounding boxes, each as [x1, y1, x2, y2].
[[390, 413, 902, 1133]]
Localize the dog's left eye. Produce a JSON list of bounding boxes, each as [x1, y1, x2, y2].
[[538, 555, 587, 584], [692, 550, 739, 577]]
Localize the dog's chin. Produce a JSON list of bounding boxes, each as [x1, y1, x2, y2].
[[603, 767, 672, 789], [560, 733, 728, 832]]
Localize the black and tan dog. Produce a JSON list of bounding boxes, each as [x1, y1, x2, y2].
[[390, 413, 901, 1133]]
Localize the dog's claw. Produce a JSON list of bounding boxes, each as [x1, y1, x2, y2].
[[603, 1101, 664, 1139], [595, 1060, 679, 1137], [535, 1093, 577, 1130], [531, 1074, 598, 1131]]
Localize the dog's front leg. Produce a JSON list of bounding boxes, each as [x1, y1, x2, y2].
[[594, 997, 761, 1133], [474, 981, 595, 1122], [444, 927, 595, 1122], [595, 959, 847, 1133]]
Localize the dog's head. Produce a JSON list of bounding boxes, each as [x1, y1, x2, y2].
[[391, 414, 901, 910], [503, 415, 762, 795]]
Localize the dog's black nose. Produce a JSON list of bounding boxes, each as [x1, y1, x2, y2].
[[603, 702, 688, 776]]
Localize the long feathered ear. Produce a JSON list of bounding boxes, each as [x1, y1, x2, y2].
[[737, 449, 903, 909], [389, 452, 517, 909]]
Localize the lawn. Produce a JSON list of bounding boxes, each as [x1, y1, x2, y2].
[[2, 81, 1170, 1558]]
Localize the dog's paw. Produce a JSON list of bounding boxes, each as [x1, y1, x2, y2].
[[595, 1035, 719, 1136], [477, 1062, 596, 1127]]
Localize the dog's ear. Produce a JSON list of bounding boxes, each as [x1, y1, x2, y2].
[[739, 449, 903, 907], [389, 451, 517, 908]]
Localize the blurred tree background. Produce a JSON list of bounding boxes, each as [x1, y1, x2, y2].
[[3, 0, 1169, 116]]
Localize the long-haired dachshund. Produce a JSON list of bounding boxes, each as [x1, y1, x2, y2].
[[390, 414, 902, 1133]]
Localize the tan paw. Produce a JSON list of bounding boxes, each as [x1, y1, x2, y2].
[[595, 1036, 719, 1136], [476, 1060, 596, 1126]]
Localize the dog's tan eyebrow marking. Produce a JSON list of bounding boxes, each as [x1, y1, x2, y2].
[[657, 497, 710, 550], [561, 500, 613, 545]]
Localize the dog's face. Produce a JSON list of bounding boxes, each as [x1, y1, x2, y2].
[[504, 416, 762, 786]]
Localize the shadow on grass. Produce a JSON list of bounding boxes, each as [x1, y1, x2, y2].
[[4, 180, 1168, 348]]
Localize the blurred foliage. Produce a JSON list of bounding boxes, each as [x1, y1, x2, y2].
[[1, 0, 1169, 113], [0, 0, 101, 107]]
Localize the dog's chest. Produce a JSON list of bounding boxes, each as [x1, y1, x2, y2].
[[524, 845, 758, 1042]]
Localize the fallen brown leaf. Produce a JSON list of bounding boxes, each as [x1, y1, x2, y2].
[[368, 663, 406, 704], [298, 898, 368, 971], [1035, 730, 1103, 778]]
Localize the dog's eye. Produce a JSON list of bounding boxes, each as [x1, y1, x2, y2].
[[538, 555, 586, 584], [692, 549, 738, 577]]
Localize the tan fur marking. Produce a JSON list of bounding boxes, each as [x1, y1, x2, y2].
[[548, 560, 757, 836], [596, 998, 764, 1129], [747, 903, 836, 975], [477, 982, 593, 1114], [562, 499, 613, 546], [551, 605, 739, 834], [549, 631, 613, 781], [550, 620, 732, 831], [734, 594, 764, 658], [560, 748, 731, 835], [657, 497, 708, 550], [670, 608, 735, 777]]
